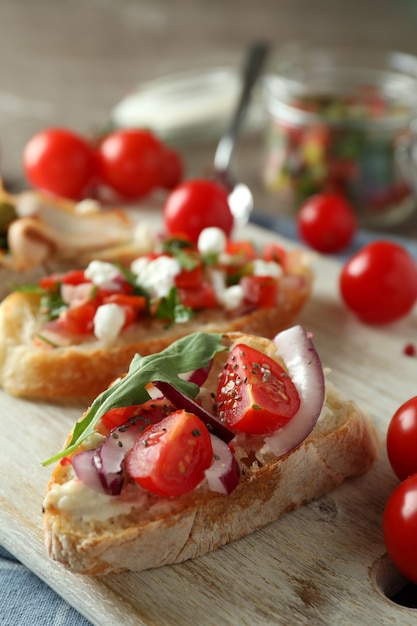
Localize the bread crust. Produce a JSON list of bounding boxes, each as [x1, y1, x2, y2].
[[42, 337, 379, 575], [0, 262, 312, 399]]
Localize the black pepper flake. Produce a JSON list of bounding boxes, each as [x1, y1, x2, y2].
[[192, 428, 202, 437]]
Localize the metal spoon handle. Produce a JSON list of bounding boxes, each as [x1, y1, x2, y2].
[[213, 41, 269, 176]]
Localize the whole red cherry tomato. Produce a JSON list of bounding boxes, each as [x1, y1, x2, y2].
[[297, 193, 357, 253], [23, 128, 96, 200], [96, 129, 164, 199], [340, 240, 417, 324], [163, 178, 234, 243], [387, 396, 417, 480], [383, 474, 417, 584]]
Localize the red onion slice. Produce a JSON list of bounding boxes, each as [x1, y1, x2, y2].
[[72, 449, 106, 494], [205, 435, 240, 494], [93, 422, 145, 495], [264, 325, 325, 457], [179, 362, 213, 387], [153, 380, 235, 443]]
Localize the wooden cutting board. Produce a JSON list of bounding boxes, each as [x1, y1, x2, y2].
[[0, 221, 415, 625]]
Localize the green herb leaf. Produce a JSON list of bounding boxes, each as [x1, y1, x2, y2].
[[40, 291, 67, 320], [42, 332, 226, 465], [155, 286, 194, 325]]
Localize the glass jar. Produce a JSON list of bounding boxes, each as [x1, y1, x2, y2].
[[262, 46, 417, 227]]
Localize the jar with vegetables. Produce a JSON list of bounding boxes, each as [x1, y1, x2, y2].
[[262, 46, 417, 227]]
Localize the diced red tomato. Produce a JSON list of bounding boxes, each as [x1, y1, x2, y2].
[[57, 300, 98, 335], [241, 275, 278, 308], [39, 269, 90, 291], [61, 269, 90, 285], [225, 240, 257, 261], [103, 293, 146, 312], [127, 410, 213, 496], [178, 282, 217, 309], [216, 343, 300, 434], [98, 398, 176, 433], [175, 262, 203, 289], [262, 243, 287, 266], [39, 275, 61, 290]]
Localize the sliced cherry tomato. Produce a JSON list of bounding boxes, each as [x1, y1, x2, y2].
[[163, 178, 234, 243], [159, 147, 183, 190], [387, 396, 417, 480], [127, 410, 213, 496], [297, 193, 357, 253], [23, 128, 96, 200], [340, 240, 417, 324], [99, 398, 175, 432], [178, 282, 217, 309], [96, 129, 164, 199], [383, 474, 417, 584], [241, 275, 278, 308], [216, 343, 300, 434]]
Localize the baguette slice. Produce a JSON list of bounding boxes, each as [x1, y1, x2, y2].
[[43, 330, 379, 575], [0, 247, 312, 400]]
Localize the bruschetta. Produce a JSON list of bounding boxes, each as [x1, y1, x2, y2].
[[42, 327, 379, 575], [0, 229, 312, 399]]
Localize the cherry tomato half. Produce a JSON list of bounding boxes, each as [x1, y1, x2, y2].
[[383, 474, 417, 584], [23, 128, 96, 200], [127, 410, 213, 496], [96, 129, 164, 199], [163, 178, 234, 243], [340, 240, 417, 324], [99, 398, 175, 433], [387, 396, 417, 480], [216, 343, 300, 434], [297, 193, 357, 253]]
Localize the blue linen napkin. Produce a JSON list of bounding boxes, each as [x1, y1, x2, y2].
[[0, 546, 91, 626], [2, 213, 417, 626]]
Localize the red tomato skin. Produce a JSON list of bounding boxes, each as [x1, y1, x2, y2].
[[340, 240, 417, 324], [159, 147, 183, 190], [241, 275, 278, 308], [23, 128, 96, 200], [178, 282, 217, 310], [127, 410, 213, 497], [58, 300, 98, 335], [383, 474, 417, 584], [297, 193, 357, 253], [97, 129, 164, 199], [387, 397, 417, 480], [163, 178, 234, 243], [217, 343, 300, 434], [99, 398, 175, 433]]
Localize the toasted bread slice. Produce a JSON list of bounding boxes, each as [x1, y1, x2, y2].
[[43, 330, 379, 575], [0, 247, 312, 400]]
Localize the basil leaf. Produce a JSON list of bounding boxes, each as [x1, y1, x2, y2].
[[42, 332, 226, 465]]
